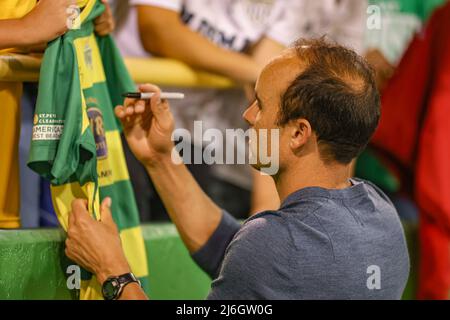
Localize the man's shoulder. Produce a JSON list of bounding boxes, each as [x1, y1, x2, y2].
[[220, 211, 293, 279], [228, 210, 292, 255], [241, 210, 287, 236], [355, 178, 398, 211]]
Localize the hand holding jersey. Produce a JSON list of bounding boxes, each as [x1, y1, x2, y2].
[[66, 197, 130, 284]]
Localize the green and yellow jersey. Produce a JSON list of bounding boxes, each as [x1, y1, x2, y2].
[[28, 0, 148, 299]]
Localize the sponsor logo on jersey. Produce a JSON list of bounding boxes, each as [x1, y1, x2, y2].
[[32, 113, 64, 140], [87, 106, 108, 159]]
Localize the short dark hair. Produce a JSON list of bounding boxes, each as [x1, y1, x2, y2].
[[277, 38, 381, 164]]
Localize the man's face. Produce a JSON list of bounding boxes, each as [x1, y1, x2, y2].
[[243, 50, 305, 175]]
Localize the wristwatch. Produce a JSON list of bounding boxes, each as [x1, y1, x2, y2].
[[102, 272, 141, 300]]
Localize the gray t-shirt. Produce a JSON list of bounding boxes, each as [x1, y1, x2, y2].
[[192, 178, 410, 299]]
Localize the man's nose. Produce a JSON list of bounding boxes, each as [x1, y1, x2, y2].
[[243, 102, 258, 126]]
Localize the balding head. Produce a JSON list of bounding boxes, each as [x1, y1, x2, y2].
[[273, 39, 380, 164]]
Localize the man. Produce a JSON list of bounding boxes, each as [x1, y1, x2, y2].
[[65, 39, 410, 300]]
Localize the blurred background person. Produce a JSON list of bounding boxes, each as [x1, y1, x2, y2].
[[368, 0, 450, 299], [111, 0, 367, 220], [360, 0, 446, 222], [364, 0, 446, 91], [0, 0, 72, 229]]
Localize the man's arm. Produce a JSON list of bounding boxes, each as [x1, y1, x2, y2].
[[116, 83, 237, 253], [0, 0, 114, 51], [143, 153, 224, 252], [136, 5, 261, 84]]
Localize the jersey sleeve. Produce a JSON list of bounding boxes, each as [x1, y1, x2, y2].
[[28, 37, 97, 186], [130, 0, 182, 12]]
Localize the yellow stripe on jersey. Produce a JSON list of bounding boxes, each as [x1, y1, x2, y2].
[[120, 226, 149, 278], [51, 181, 100, 229], [74, 34, 106, 90], [80, 278, 102, 300], [78, 0, 96, 21], [98, 130, 130, 188]]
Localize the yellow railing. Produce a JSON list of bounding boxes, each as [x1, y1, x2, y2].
[[0, 53, 235, 88]]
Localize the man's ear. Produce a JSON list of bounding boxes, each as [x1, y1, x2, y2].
[[289, 118, 312, 152]]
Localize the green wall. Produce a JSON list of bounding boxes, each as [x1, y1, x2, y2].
[[0, 224, 210, 300], [0, 222, 417, 300]]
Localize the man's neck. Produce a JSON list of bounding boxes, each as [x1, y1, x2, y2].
[[274, 158, 353, 204]]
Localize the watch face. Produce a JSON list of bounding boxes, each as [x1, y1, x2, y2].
[[102, 278, 119, 300]]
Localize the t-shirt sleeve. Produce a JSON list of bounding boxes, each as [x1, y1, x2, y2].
[[206, 213, 293, 300], [130, 0, 182, 12], [191, 210, 241, 279], [28, 39, 97, 186]]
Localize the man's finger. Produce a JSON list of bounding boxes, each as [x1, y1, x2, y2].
[[71, 199, 88, 219], [124, 97, 138, 108], [139, 83, 161, 94], [68, 208, 76, 228], [135, 100, 146, 113], [94, 21, 113, 35], [149, 92, 172, 127], [65, 239, 73, 259], [125, 105, 135, 116], [115, 105, 126, 118], [71, 199, 96, 226], [100, 197, 114, 224]]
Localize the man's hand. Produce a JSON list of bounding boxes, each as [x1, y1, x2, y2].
[[65, 198, 131, 284], [95, 0, 115, 36], [115, 84, 175, 167], [20, 0, 74, 46]]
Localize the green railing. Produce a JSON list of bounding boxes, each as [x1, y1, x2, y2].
[[0, 224, 211, 299]]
